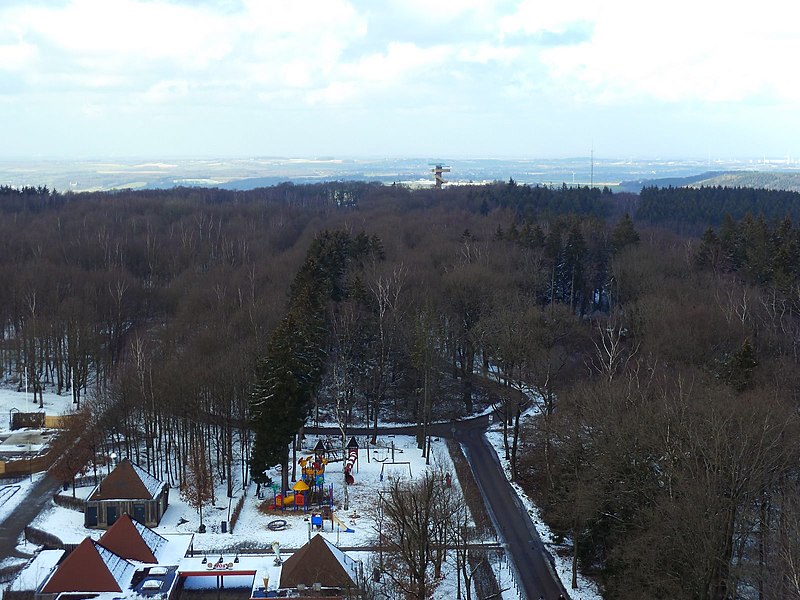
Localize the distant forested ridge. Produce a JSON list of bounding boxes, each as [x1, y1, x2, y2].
[[636, 184, 800, 230]]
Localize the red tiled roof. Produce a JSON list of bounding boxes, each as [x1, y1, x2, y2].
[[98, 514, 165, 563], [279, 534, 359, 590], [41, 538, 131, 593], [88, 458, 164, 501]]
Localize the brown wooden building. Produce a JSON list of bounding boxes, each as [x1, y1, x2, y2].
[[85, 458, 169, 529]]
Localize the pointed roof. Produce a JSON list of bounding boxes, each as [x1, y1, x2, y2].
[[41, 538, 134, 593], [279, 534, 360, 590], [98, 514, 167, 563], [88, 458, 165, 501], [292, 479, 309, 492]]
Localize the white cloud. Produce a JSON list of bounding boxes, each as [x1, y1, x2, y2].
[[499, 0, 598, 36], [307, 81, 357, 105], [20, 0, 232, 66], [0, 0, 368, 97], [345, 42, 451, 85], [457, 43, 520, 65], [142, 79, 191, 104], [0, 40, 36, 71], [536, 1, 800, 104], [1, 0, 798, 158]]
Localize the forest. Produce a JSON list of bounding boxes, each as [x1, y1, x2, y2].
[[1, 180, 800, 600]]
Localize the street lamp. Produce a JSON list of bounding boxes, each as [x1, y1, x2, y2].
[[107, 452, 117, 475]]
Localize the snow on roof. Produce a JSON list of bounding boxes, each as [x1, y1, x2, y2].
[[40, 538, 135, 593], [319, 535, 361, 585], [99, 514, 166, 563], [158, 533, 195, 565], [5, 550, 64, 592], [133, 517, 168, 557], [88, 458, 165, 501], [279, 534, 361, 590], [130, 461, 168, 498], [96, 542, 137, 585]]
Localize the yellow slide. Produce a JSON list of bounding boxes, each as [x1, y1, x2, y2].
[[276, 493, 295, 507], [330, 512, 354, 533]]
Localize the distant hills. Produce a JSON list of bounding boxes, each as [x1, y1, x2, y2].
[[620, 170, 800, 193], [3, 157, 800, 193]]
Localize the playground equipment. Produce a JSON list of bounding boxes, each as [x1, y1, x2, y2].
[[371, 439, 402, 462], [274, 493, 296, 508], [380, 461, 413, 480], [344, 437, 359, 485], [267, 519, 287, 531], [274, 479, 310, 510], [298, 455, 327, 481], [296, 442, 333, 504], [330, 511, 354, 533]]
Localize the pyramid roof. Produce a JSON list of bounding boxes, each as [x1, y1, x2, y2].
[[292, 479, 310, 491], [98, 513, 167, 563], [41, 538, 134, 593], [279, 534, 360, 590], [88, 458, 165, 501]]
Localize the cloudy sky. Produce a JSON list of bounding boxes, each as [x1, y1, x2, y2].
[[1, 0, 798, 160]]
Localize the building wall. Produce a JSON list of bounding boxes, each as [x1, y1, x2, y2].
[[84, 486, 168, 529]]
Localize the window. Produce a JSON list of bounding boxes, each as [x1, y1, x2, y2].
[[141, 580, 162, 591]]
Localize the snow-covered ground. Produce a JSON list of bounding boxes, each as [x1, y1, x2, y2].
[[1, 379, 603, 599], [0, 387, 73, 520], [27, 434, 497, 598], [0, 386, 76, 436], [0, 386, 76, 575], [34, 434, 453, 549]]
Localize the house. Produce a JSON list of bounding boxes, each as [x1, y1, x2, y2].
[[98, 513, 168, 562], [39, 537, 135, 595], [7, 513, 192, 600], [277, 534, 365, 597], [85, 457, 169, 528]]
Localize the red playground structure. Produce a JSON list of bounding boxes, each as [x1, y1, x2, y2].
[[344, 437, 359, 485]]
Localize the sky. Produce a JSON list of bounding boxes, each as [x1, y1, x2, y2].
[[1, 0, 799, 160]]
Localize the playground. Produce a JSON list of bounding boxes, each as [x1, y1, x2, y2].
[[250, 434, 429, 541], [29, 432, 453, 554]]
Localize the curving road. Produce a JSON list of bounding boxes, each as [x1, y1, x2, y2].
[[0, 474, 60, 562], [308, 414, 571, 600]]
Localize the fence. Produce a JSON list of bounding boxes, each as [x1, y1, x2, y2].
[[229, 492, 246, 533], [0, 454, 52, 477], [24, 525, 64, 551], [52, 493, 85, 512], [45, 414, 76, 429]]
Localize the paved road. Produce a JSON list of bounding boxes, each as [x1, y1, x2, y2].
[[0, 474, 60, 560], [308, 415, 571, 600], [451, 416, 568, 600]]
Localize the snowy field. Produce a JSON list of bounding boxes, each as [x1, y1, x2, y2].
[[0, 386, 77, 436]]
